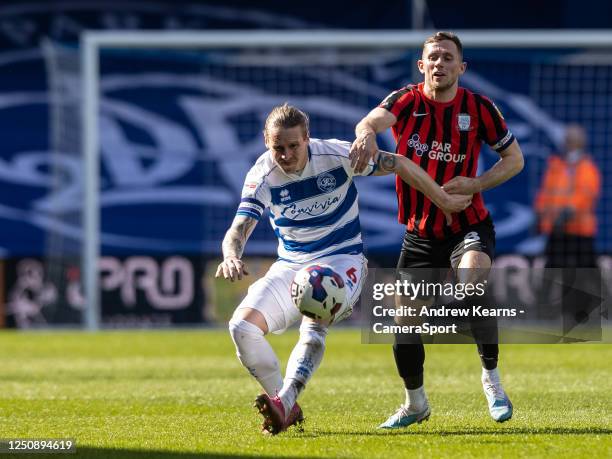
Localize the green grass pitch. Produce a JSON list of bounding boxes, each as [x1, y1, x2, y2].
[[0, 329, 610, 458]]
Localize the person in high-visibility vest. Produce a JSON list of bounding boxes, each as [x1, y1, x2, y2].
[[535, 124, 601, 268], [535, 124, 601, 338]]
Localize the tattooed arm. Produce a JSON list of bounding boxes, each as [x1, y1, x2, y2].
[[350, 107, 397, 173], [215, 215, 259, 282], [372, 150, 472, 224]]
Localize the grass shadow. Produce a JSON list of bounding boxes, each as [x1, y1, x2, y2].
[[299, 426, 612, 437], [15, 448, 303, 459]]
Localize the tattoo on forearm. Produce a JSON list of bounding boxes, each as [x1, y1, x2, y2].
[[226, 236, 244, 258], [378, 151, 397, 172], [222, 216, 257, 259]]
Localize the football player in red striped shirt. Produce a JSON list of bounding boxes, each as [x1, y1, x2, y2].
[[351, 31, 524, 427]]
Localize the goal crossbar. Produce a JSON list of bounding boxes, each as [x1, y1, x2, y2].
[[81, 29, 612, 330]]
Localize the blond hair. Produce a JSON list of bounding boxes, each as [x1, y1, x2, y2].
[[264, 103, 309, 137]]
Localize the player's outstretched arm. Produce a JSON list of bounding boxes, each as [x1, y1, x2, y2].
[[442, 139, 524, 195], [373, 151, 471, 224], [350, 107, 396, 174], [216, 215, 258, 282]]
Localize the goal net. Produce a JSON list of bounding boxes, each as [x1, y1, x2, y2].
[[40, 30, 612, 329]]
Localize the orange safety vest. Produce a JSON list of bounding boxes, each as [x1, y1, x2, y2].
[[535, 154, 600, 237]]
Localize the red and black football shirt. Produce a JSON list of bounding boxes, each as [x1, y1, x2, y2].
[[379, 82, 514, 240]]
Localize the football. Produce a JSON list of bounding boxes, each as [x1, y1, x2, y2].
[[290, 264, 346, 320]]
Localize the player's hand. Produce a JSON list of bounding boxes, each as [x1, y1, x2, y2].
[[441, 176, 481, 195], [215, 256, 249, 282], [440, 192, 472, 225], [350, 131, 378, 174]]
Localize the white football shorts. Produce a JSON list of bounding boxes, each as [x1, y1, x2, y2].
[[235, 253, 367, 334]]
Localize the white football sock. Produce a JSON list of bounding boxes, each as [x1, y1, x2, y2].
[[482, 367, 507, 400], [405, 386, 427, 411], [278, 321, 328, 416], [229, 318, 283, 395], [482, 367, 501, 384]]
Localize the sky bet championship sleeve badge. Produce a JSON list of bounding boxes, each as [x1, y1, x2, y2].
[[457, 113, 472, 131]]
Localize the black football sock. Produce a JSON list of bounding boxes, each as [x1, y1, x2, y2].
[[393, 333, 425, 389], [466, 292, 499, 370]]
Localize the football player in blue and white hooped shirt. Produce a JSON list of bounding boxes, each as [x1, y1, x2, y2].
[[216, 104, 471, 435]]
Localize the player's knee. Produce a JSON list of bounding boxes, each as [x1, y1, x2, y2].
[[298, 321, 327, 352], [228, 319, 279, 377], [458, 251, 491, 271], [228, 318, 264, 351]]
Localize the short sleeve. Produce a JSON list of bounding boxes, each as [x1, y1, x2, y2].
[[325, 138, 377, 177], [236, 163, 271, 220], [477, 95, 515, 152], [379, 86, 416, 120]]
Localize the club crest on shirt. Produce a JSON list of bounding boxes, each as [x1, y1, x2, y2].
[[457, 113, 472, 131], [317, 172, 336, 192]]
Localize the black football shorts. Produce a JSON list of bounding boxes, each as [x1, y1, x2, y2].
[[397, 214, 496, 271]]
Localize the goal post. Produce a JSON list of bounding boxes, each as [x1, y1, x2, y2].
[[80, 30, 612, 330]]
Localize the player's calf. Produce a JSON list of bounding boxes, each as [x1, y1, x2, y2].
[[228, 317, 283, 395], [278, 320, 328, 413]]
